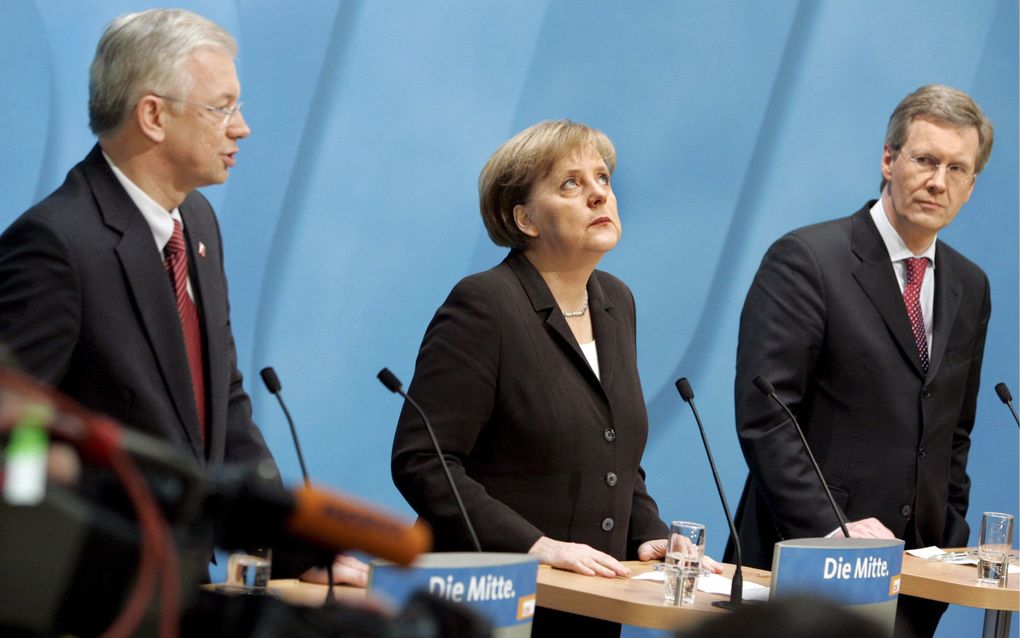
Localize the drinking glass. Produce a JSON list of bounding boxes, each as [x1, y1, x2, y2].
[[223, 546, 273, 594], [978, 512, 1014, 587], [664, 521, 705, 605]]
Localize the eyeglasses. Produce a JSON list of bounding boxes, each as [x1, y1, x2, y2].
[[153, 94, 244, 127], [902, 154, 975, 187]]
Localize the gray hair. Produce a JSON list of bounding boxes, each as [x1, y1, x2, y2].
[[89, 8, 236, 136], [880, 84, 993, 192]]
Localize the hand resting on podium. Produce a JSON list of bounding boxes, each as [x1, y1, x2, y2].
[[298, 553, 370, 587], [529, 536, 724, 577], [827, 517, 896, 540]]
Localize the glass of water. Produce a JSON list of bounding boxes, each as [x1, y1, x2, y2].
[[978, 512, 1014, 587], [223, 546, 273, 594], [664, 521, 705, 605]]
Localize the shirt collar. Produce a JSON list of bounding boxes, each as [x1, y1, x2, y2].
[[869, 198, 937, 265], [102, 151, 182, 253]]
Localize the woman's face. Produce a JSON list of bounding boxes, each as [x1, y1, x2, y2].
[[513, 145, 621, 260]]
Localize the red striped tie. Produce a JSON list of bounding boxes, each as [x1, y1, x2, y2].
[[164, 219, 207, 443], [902, 257, 929, 375]]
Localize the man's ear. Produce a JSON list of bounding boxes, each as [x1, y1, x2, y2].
[[880, 144, 895, 184], [135, 95, 168, 143]]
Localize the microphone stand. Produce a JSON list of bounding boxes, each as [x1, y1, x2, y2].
[[378, 368, 482, 552], [260, 367, 336, 603], [675, 378, 742, 609], [753, 374, 850, 538]]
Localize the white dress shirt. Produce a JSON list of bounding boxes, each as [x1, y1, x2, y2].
[[869, 199, 935, 353]]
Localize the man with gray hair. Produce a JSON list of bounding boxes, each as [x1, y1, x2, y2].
[[0, 9, 366, 585], [728, 84, 993, 638]]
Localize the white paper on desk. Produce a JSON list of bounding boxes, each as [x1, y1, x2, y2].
[[906, 546, 1020, 572], [630, 570, 770, 602], [906, 546, 945, 559], [698, 573, 770, 602]]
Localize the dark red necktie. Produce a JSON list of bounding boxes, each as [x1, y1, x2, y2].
[[902, 257, 929, 374], [164, 219, 207, 443]]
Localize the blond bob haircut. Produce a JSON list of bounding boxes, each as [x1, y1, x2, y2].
[[880, 84, 994, 192], [89, 9, 237, 136], [479, 120, 616, 249]]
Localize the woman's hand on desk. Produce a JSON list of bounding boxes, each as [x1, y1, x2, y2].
[[529, 536, 631, 578], [298, 553, 370, 587], [637, 539, 725, 574]]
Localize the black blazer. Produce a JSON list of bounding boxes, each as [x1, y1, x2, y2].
[[729, 203, 990, 569], [392, 250, 668, 558], [0, 145, 274, 469]]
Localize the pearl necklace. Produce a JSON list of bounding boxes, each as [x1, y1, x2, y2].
[[562, 291, 589, 318]]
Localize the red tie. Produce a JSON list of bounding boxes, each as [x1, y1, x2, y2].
[[902, 257, 929, 375], [164, 219, 207, 443]]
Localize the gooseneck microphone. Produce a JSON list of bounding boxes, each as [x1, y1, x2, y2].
[[675, 377, 743, 609], [260, 366, 337, 600], [752, 374, 850, 539], [260, 367, 310, 486], [378, 368, 482, 552], [994, 383, 1020, 427]]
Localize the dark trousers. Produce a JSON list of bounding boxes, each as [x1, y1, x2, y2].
[[531, 607, 621, 638], [894, 594, 948, 638]]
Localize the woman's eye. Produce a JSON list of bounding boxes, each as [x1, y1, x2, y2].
[[562, 178, 578, 189], [597, 174, 610, 185]]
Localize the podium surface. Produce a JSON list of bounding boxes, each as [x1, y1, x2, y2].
[[900, 549, 1018, 610], [536, 561, 770, 630], [900, 548, 1017, 638]]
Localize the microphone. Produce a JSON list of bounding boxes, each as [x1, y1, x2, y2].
[[377, 367, 482, 552], [675, 377, 743, 609], [260, 367, 309, 486], [752, 374, 850, 538], [259, 366, 334, 598], [0, 367, 433, 564], [283, 483, 433, 566], [994, 383, 1020, 427]]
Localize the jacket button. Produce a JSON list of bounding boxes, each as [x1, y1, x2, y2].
[[601, 517, 615, 531], [604, 428, 616, 442], [900, 505, 913, 518], [922, 387, 932, 399], [918, 447, 926, 459], [605, 472, 618, 487]]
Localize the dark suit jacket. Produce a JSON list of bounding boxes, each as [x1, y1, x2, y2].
[[728, 203, 990, 569], [391, 250, 668, 558], [0, 145, 274, 470]]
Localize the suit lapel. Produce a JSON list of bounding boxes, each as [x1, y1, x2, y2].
[[927, 248, 961, 380], [506, 251, 608, 397], [849, 208, 927, 379], [84, 146, 205, 460], [588, 275, 618, 390]]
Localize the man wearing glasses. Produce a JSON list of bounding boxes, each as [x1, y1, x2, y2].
[[729, 85, 993, 638], [0, 9, 367, 586], [0, 7, 260, 479]]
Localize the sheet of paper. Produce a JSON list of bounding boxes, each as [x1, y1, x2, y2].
[[630, 570, 770, 601], [905, 546, 945, 559], [697, 573, 770, 602]]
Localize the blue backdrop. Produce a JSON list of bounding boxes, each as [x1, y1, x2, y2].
[[1, 2, 1016, 636]]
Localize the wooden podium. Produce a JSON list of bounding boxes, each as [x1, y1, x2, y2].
[[256, 550, 1016, 635], [900, 549, 1018, 638], [259, 561, 767, 630], [536, 561, 770, 630]]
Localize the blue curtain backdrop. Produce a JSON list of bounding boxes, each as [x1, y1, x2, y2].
[[1, 2, 1016, 636]]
